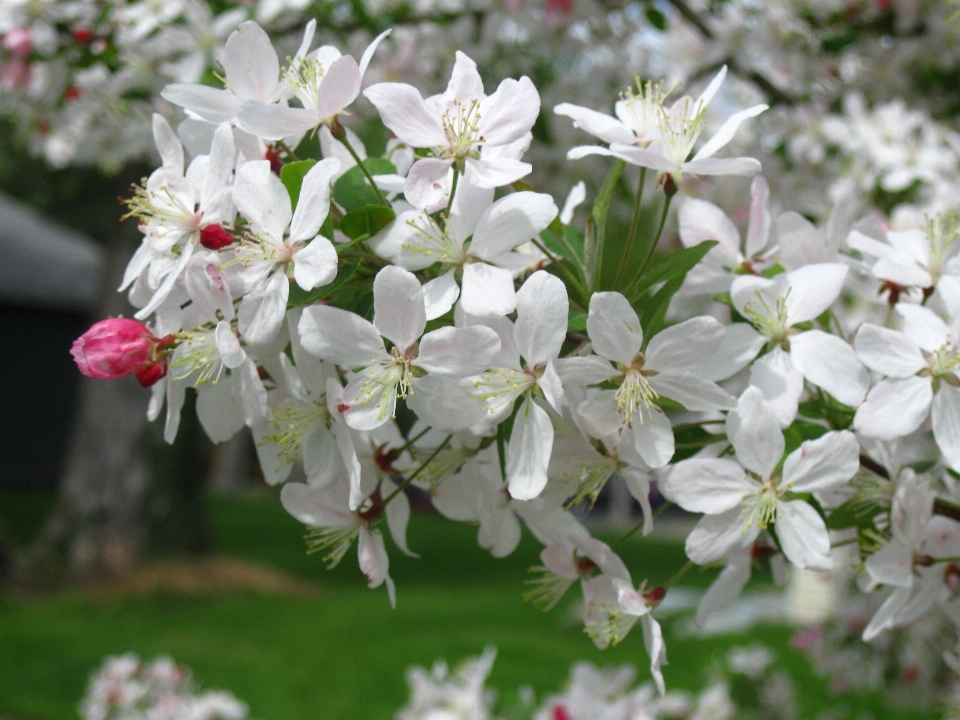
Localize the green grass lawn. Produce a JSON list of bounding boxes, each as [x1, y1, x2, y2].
[[0, 490, 937, 720]]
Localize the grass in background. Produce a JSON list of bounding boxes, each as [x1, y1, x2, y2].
[[0, 490, 937, 720]]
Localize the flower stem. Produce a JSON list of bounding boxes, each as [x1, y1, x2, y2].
[[395, 425, 433, 457], [610, 501, 673, 548], [664, 560, 694, 589], [339, 135, 389, 207], [613, 166, 647, 290], [624, 193, 674, 296], [383, 434, 453, 505], [530, 236, 589, 309], [445, 165, 460, 218], [277, 140, 300, 161]]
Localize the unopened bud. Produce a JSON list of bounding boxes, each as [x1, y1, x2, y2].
[[264, 147, 283, 175], [72, 318, 155, 380], [329, 116, 346, 141], [662, 173, 679, 197], [199, 223, 234, 250], [72, 26, 94, 44], [642, 585, 666, 606], [135, 361, 167, 387]]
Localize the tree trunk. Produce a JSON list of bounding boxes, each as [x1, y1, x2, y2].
[[20, 176, 213, 584]]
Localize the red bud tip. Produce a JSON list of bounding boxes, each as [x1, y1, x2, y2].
[[199, 223, 234, 250], [135, 361, 167, 387], [643, 586, 666, 605]]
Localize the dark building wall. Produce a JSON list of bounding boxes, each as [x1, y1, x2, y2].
[[0, 304, 89, 489]]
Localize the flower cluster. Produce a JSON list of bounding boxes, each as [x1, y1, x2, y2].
[[69, 12, 960, 695], [396, 646, 800, 720], [80, 654, 248, 720]]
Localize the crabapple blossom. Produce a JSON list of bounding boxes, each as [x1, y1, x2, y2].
[[660, 387, 860, 571]]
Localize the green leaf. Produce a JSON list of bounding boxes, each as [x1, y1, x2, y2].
[[826, 499, 882, 531], [629, 240, 718, 303], [645, 5, 667, 30], [280, 160, 317, 208], [588, 160, 625, 290], [761, 262, 786, 278], [333, 159, 396, 212], [286, 259, 361, 308], [673, 426, 726, 462], [782, 419, 829, 459], [638, 275, 683, 345], [340, 204, 396, 240], [568, 312, 587, 333]]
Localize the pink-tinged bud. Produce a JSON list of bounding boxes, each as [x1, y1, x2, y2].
[[3, 28, 32, 58], [199, 223, 234, 250], [545, 0, 573, 17], [0, 59, 30, 91], [71, 318, 156, 380]]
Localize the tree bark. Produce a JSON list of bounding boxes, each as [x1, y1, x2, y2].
[[20, 172, 213, 584]]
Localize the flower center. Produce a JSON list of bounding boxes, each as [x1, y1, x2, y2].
[[124, 182, 201, 238], [742, 288, 791, 345], [615, 363, 660, 427], [620, 77, 671, 146], [262, 400, 330, 465], [471, 366, 538, 417], [402, 216, 464, 265], [741, 475, 784, 531], [282, 56, 325, 110], [439, 98, 483, 162], [657, 97, 708, 168], [352, 347, 416, 423], [169, 329, 225, 386]]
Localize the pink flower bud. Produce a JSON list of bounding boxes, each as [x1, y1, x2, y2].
[[71, 318, 156, 380], [3, 28, 32, 58], [199, 223, 234, 250]]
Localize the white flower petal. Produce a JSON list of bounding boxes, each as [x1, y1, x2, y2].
[[854, 324, 926, 378], [373, 265, 427, 352], [681, 156, 762, 177], [237, 101, 319, 141], [460, 262, 517, 317], [854, 376, 932, 439], [315, 55, 361, 120], [421, 270, 460, 320], [748, 346, 803, 427], [470, 192, 558, 260], [215, 320, 245, 368], [789, 330, 868, 407], [783, 430, 859, 493], [514, 271, 568, 366], [628, 418, 675, 469], [645, 316, 726, 375], [478, 76, 540, 146], [649, 372, 735, 412], [587, 292, 643, 365], [696, 551, 752, 626], [403, 157, 453, 209], [775, 500, 832, 571], [659, 458, 750, 514], [554, 103, 637, 145], [233, 160, 292, 240], [677, 197, 740, 260], [293, 236, 338, 290], [289, 157, 340, 241], [692, 104, 767, 160], [222, 21, 281, 103], [727, 386, 784, 476], [416, 325, 501, 376], [298, 305, 385, 367], [237, 271, 289, 345], [896, 303, 950, 352], [783, 263, 847, 324], [363, 82, 447, 147], [933, 385, 960, 473], [744, 176, 771, 258], [506, 398, 553, 500], [686, 508, 759, 565], [162, 84, 241, 123]]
